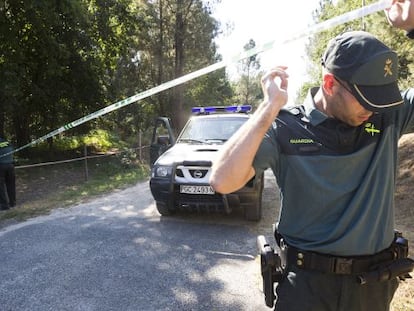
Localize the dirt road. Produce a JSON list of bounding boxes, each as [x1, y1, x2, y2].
[[0, 171, 279, 311]]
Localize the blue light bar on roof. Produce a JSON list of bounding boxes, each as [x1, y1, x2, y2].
[[191, 106, 217, 114], [225, 105, 252, 112], [192, 105, 252, 114]]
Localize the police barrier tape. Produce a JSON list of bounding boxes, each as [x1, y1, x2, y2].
[[1, 0, 392, 159], [14, 145, 149, 169]]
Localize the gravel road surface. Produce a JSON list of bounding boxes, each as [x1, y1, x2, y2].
[[0, 172, 279, 311]]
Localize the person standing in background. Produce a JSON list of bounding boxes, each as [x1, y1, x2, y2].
[[0, 137, 16, 210]]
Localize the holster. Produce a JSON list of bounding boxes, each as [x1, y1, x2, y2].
[[257, 235, 284, 308]]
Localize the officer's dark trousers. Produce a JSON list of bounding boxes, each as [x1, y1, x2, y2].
[[0, 163, 16, 209], [274, 265, 399, 311]]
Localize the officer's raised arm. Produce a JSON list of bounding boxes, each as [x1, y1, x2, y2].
[[209, 66, 289, 194]]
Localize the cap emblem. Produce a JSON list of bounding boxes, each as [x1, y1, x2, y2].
[[384, 59, 393, 77]]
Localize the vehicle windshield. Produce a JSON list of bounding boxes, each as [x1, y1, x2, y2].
[[178, 117, 246, 144]]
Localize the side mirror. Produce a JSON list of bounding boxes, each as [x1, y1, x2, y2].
[[157, 135, 170, 146]]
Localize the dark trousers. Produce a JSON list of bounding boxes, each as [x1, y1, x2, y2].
[[274, 264, 399, 311], [0, 163, 16, 209]]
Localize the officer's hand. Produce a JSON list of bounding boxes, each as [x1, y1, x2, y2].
[[261, 66, 289, 111], [385, 0, 414, 31]]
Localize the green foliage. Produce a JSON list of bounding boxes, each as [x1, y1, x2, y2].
[[51, 136, 83, 151], [14, 128, 138, 165], [82, 129, 116, 151], [0, 0, 105, 145], [135, 0, 227, 130], [185, 68, 233, 107], [0, 156, 150, 222], [231, 71, 264, 108], [36, 129, 125, 152], [304, 0, 413, 93], [229, 39, 263, 108], [0, 0, 230, 150]]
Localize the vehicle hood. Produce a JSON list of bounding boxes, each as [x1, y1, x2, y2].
[[154, 143, 222, 165]]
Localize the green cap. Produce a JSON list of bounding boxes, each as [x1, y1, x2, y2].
[[322, 31, 403, 112]]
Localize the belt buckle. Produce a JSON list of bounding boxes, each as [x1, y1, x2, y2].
[[334, 258, 353, 274]]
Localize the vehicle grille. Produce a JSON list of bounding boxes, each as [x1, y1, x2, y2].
[[175, 167, 209, 181]]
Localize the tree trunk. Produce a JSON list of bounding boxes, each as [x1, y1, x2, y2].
[[156, 0, 167, 116], [172, 0, 186, 131]]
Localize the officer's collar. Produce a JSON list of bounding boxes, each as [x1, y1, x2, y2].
[[303, 87, 329, 126]]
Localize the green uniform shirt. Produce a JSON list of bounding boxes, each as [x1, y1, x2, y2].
[[253, 87, 414, 256], [0, 139, 13, 164]]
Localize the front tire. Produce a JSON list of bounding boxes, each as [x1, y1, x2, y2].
[[244, 173, 264, 221], [155, 201, 174, 216]]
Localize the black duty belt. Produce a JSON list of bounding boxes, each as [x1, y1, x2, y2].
[[286, 245, 397, 275]]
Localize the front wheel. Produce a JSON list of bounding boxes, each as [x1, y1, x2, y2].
[[155, 201, 174, 216], [244, 174, 264, 221]]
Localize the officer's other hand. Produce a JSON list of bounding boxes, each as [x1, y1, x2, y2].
[[385, 0, 414, 31]]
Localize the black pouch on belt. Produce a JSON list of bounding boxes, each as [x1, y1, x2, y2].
[[358, 231, 414, 285], [357, 257, 414, 284]]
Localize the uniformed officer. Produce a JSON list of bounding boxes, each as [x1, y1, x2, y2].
[[210, 1, 414, 310], [0, 137, 16, 210]]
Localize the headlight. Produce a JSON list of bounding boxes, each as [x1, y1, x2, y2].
[[152, 165, 173, 178]]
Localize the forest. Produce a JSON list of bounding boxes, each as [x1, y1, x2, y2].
[[1, 0, 413, 160], [1, 0, 245, 156]]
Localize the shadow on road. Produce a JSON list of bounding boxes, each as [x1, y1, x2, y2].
[[0, 194, 269, 310]]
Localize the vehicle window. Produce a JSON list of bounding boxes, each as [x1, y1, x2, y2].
[[179, 118, 246, 143], [155, 122, 169, 137]]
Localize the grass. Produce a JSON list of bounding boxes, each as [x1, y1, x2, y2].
[[0, 154, 150, 223]]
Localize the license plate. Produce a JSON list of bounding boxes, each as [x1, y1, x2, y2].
[[180, 185, 215, 195]]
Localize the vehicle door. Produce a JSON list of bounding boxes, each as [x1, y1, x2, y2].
[[150, 117, 176, 166]]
